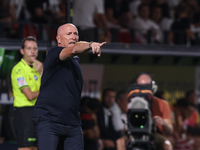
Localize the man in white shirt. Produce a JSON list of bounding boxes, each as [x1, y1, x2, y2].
[[73, 0, 111, 42], [110, 91, 128, 132], [132, 3, 162, 43]]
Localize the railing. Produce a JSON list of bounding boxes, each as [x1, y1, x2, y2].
[[1, 22, 200, 57], [1, 22, 200, 45]]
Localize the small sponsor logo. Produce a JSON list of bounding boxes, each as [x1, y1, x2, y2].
[[16, 69, 21, 74]]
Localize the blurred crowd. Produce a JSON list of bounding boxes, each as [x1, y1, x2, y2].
[[1, 83, 200, 150], [1, 0, 200, 45], [79, 88, 200, 150]]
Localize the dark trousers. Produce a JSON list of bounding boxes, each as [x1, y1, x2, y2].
[[34, 120, 84, 150]]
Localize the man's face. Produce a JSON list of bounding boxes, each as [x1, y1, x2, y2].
[[182, 106, 195, 119], [152, 7, 162, 21], [118, 93, 129, 113], [139, 6, 150, 19], [20, 40, 38, 65], [188, 92, 198, 105], [57, 25, 79, 47], [103, 91, 116, 108]]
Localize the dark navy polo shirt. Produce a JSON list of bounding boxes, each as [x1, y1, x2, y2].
[[32, 46, 83, 125]]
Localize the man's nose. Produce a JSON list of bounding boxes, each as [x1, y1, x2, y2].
[[71, 34, 77, 39], [31, 49, 36, 54]]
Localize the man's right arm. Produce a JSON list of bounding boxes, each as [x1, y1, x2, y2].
[[21, 87, 39, 101], [59, 41, 106, 61]]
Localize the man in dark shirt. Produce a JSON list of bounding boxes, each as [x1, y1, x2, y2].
[[105, 0, 131, 28], [97, 88, 122, 150], [32, 23, 106, 150]]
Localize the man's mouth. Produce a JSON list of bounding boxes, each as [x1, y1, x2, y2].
[[69, 41, 76, 45]]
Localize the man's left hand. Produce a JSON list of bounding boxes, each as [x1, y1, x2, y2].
[[153, 115, 164, 126]]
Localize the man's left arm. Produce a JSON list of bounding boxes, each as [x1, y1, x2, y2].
[[162, 118, 173, 135], [163, 101, 173, 135], [153, 101, 173, 135]]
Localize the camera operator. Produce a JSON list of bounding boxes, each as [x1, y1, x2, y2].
[[136, 73, 173, 150], [117, 72, 173, 150]]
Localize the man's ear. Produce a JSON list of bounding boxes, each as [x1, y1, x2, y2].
[[56, 35, 61, 44], [20, 49, 24, 55]]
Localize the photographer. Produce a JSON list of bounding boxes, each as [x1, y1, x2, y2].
[[136, 73, 173, 150], [117, 72, 173, 150]]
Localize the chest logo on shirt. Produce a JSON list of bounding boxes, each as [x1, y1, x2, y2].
[[34, 75, 38, 81]]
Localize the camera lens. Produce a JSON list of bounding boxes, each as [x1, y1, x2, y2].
[[130, 112, 147, 128]]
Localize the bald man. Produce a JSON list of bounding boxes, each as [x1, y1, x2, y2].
[[137, 73, 173, 150], [32, 23, 106, 150]]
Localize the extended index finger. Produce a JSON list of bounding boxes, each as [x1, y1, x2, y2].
[[100, 41, 107, 47]]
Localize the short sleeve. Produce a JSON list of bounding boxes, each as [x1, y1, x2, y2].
[[12, 67, 28, 90], [45, 47, 64, 66], [95, 0, 105, 14]]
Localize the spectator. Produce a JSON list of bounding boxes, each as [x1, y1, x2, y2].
[[182, 0, 200, 21], [11, 36, 43, 150], [150, 0, 171, 18], [171, 98, 197, 150], [185, 90, 200, 131], [168, 3, 194, 45], [190, 12, 200, 45], [110, 90, 128, 133], [80, 96, 102, 150], [150, 6, 173, 31], [26, 0, 49, 23], [0, 0, 12, 23], [186, 90, 198, 108], [132, 4, 162, 43], [129, 0, 152, 19], [105, 0, 131, 29], [9, 0, 31, 23], [73, 0, 111, 42], [97, 88, 121, 150], [48, 0, 65, 24], [0, 0, 13, 38]]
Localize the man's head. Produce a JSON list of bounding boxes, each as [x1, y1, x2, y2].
[[174, 98, 195, 119], [137, 73, 152, 85], [151, 6, 162, 23], [134, 72, 157, 94], [20, 36, 38, 65], [116, 91, 128, 113], [56, 23, 79, 48], [186, 90, 198, 106], [138, 4, 150, 20], [102, 88, 116, 109]]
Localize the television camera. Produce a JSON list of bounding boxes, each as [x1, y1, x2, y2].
[[125, 83, 156, 150]]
